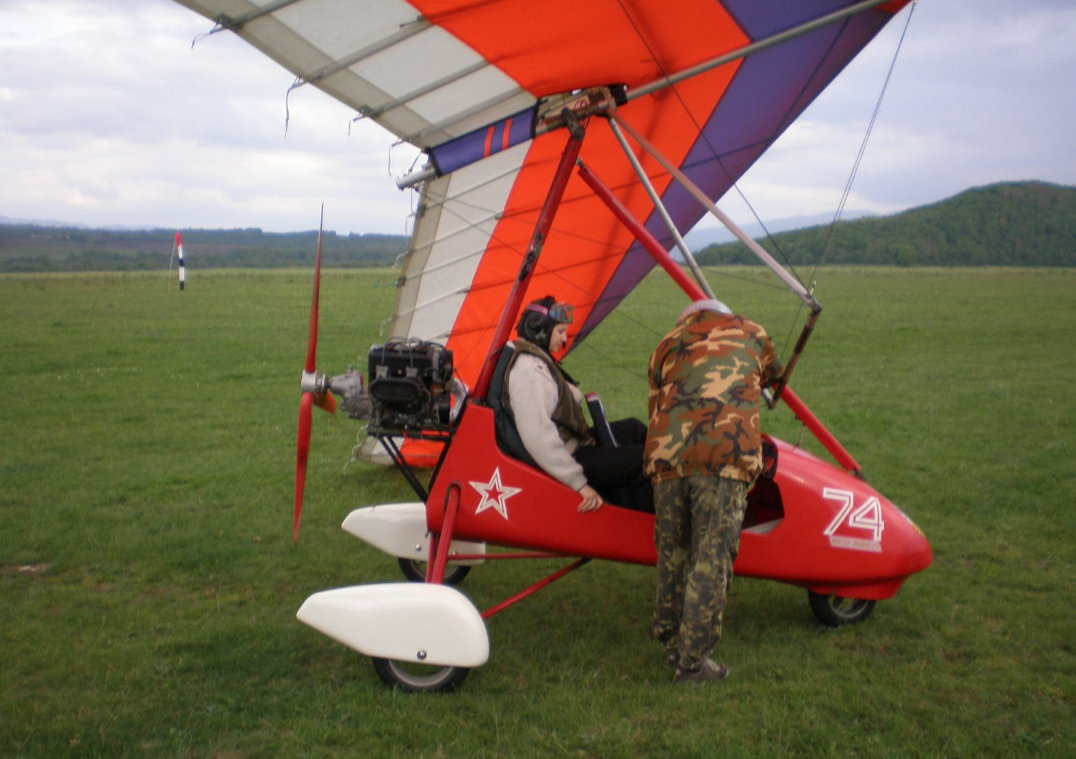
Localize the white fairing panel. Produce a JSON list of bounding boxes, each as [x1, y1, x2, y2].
[[297, 583, 490, 667], [341, 502, 485, 565]]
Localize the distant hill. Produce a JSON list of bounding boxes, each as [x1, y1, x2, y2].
[[695, 181, 1076, 267], [3, 181, 1073, 273], [683, 210, 877, 251], [0, 226, 409, 274]]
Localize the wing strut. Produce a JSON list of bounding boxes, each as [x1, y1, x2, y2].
[[606, 114, 822, 417], [577, 160, 862, 477], [605, 117, 715, 301], [608, 114, 838, 429], [610, 114, 819, 311]]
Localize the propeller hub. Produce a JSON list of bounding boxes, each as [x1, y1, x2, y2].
[[300, 369, 324, 395]]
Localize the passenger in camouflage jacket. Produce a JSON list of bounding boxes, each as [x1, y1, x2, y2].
[[644, 299, 782, 682]]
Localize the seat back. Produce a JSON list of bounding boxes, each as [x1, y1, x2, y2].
[[485, 345, 540, 469]]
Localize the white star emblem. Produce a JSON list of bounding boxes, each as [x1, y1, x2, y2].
[[469, 467, 521, 520]]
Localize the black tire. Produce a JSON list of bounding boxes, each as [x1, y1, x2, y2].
[[808, 591, 876, 627], [397, 557, 471, 586], [371, 657, 470, 693]]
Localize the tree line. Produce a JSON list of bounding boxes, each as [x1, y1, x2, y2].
[[2, 181, 1072, 274], [0, 226, 408, 274]]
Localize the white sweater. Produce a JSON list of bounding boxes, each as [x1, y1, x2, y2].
[[506, 351, 588, 491]]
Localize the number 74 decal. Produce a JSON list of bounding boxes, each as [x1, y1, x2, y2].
[[823, 488, 884, 552]]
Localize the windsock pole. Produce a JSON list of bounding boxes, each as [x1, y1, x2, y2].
[[175, 232, 186, 291]]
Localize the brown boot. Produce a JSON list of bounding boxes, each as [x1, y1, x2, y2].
[[673, 658, 728, 683]]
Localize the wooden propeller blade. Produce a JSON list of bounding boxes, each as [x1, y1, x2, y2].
[[294, 391, 314, 545], [295, 206, 325, 545]]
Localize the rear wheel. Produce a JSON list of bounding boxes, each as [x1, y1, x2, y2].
[[808, 591, 876, 627], [371, 657, 470, 693], [397, 557, 471, 586]]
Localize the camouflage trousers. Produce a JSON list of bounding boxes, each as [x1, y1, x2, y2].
[[652, 476, 747, 670]]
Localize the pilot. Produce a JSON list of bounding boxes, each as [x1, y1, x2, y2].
[[500, 296, 653, 514]]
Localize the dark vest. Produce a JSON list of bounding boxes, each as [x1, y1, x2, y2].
[[505, 340, 592, 444]]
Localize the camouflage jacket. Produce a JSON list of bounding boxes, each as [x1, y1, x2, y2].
[[645, 311, 782, 483]]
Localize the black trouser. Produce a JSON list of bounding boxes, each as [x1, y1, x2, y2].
[[574, 418, 654, 513]]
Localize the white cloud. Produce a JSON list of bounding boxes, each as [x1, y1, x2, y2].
[[706, 0, 1076, 228], [0, 0, 419, 233], [1, 0, 1073, 234]]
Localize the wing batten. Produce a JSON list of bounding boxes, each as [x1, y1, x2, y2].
[[296, 17, 432, 88], [210, 0, 305, 32], [360, 60, 490, 120]]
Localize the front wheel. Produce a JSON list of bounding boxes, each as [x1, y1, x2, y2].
[[397, 557, 471, 586], [808, 591, 876, 627], [371, 657, 470, 693]]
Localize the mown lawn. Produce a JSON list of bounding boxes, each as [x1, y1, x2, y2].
[[1, 267, 1073, 758]]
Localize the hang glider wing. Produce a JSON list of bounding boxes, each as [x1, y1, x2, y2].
[[175, 0, 909, 387]]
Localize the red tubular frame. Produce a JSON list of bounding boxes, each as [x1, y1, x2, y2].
[[427, 485, 592, 620], [471, 126, 586, 401], [428, 484, 462, 584], [424, 127, 591, 612], [578, 160, 862, 475], [577, 161, 705, 302], [776, 388, 861, 474], [480, 558, 590, 620]]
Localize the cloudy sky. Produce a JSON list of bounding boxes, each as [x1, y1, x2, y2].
[[1, 0, 1073, 236]]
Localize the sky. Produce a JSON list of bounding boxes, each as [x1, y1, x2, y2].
[[1, 0, 1074, 236]]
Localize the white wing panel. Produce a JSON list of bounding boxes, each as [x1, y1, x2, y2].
[[174, 0, 537, 148], [274, 0, 420, 60], [354, 27, 487, 98], [406, 67, 525, 131], [394, 145, 527, 342]]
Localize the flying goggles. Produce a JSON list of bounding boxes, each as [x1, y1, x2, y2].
[[523, 301, 573, 324]]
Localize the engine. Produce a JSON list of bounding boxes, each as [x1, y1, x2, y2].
[[365, 339, 455, 437]]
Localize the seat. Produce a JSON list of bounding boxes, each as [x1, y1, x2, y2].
[[485, 345, 540, 468]]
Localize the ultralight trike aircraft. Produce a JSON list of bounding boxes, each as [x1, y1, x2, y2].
[[174, 0, 933, 692]]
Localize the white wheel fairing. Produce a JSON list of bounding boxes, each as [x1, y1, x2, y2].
[[341, 502, 485, 565], [297, 583, 489, 668]]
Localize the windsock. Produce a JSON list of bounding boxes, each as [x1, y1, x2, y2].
[[175, 232, 186, 291]]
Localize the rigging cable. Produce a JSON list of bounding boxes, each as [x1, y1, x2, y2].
[[809, 0, 918, 288], [611, 0, 807, 291], [605, 0, 920, 418], [609, 0, 817, 369]]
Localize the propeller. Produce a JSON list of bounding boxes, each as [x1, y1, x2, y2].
[[294, 206, 335, 545]]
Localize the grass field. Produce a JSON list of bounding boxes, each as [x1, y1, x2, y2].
[[2, 267, 1074, 758]]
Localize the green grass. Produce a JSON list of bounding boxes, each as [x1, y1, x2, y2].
[[2, 267, 1074, 758]]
